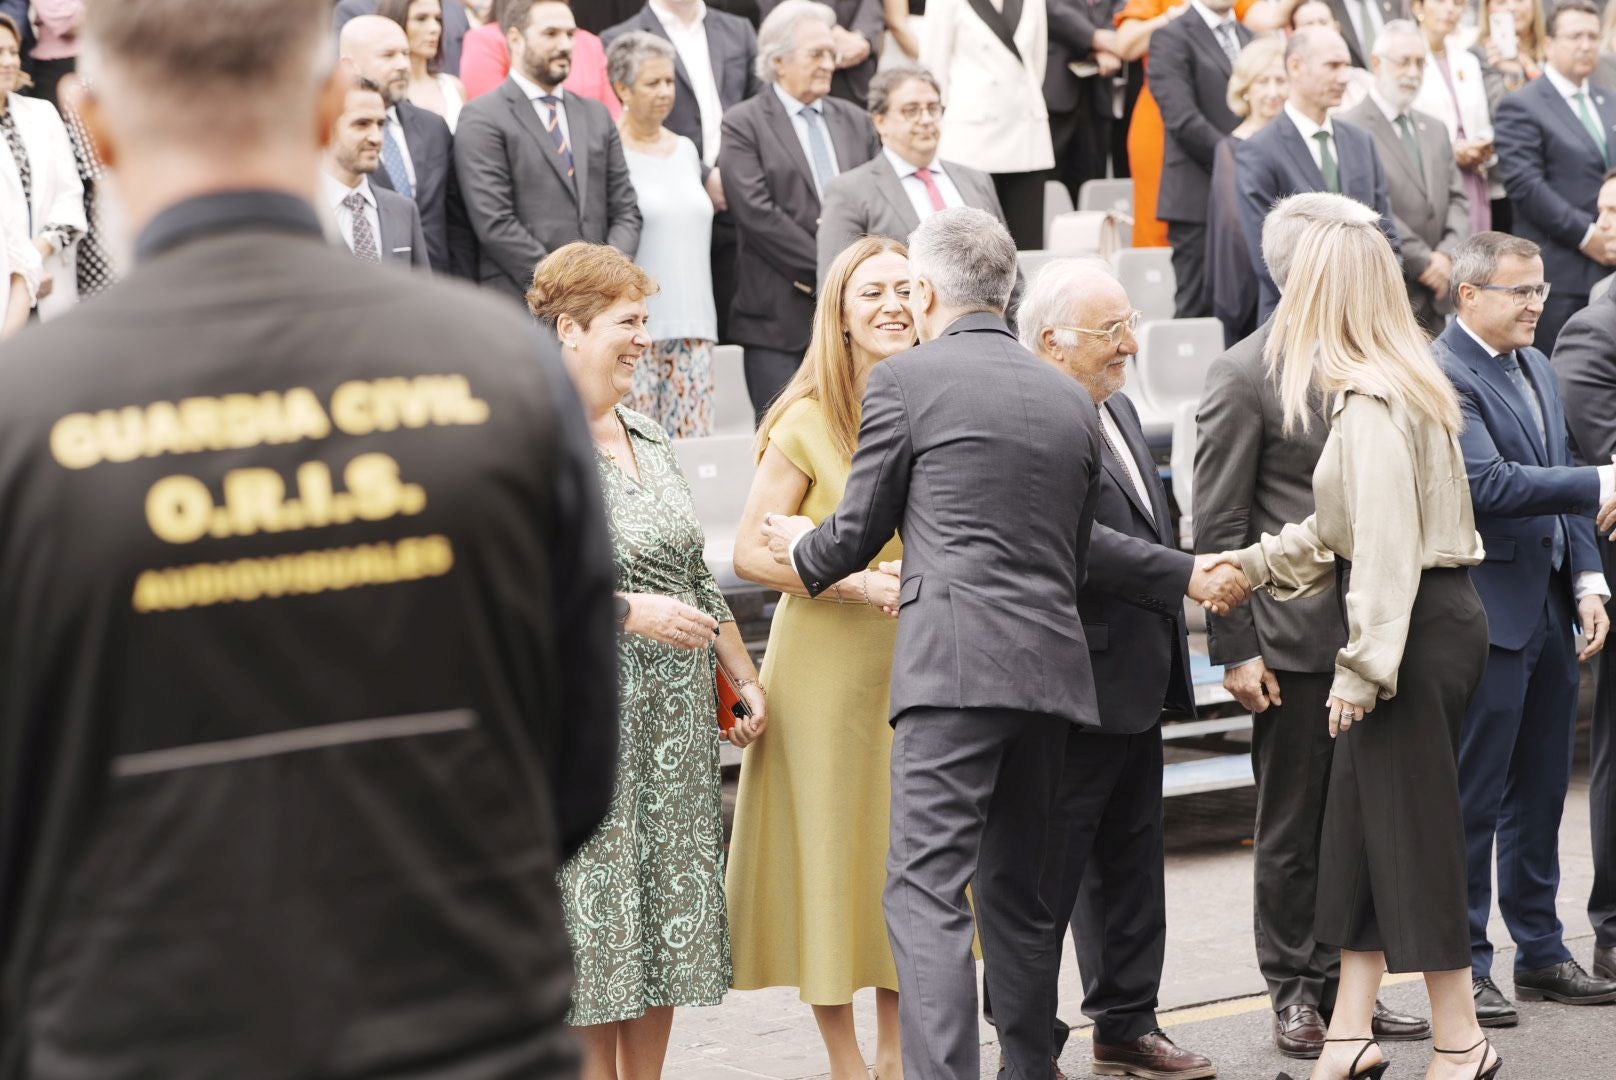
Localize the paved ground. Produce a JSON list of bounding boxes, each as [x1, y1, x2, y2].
[[663, 756, 1616, 1079]]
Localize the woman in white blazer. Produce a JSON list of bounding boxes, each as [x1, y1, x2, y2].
[[0, 148, 39, 336], [0, 13, 86, 321], [921, 0, 1052, 248], [1412, 0, 1496, 232]]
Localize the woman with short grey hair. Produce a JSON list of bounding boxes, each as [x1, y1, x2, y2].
[[610, 30, 718, 438]]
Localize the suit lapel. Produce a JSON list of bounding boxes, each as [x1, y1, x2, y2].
[[825, 102, 867, 182], [963, 0, 1022, 62], [1112, 399, 1171, 541], [639, 7, 700, 108], [1185, 15, 1234, 78], [1328, 0, 1366, 63], [875, 156, 923, 236], [570, 95, 593, 213], [1446, 327, 1548, 464], [1417, 115, 1447, 211], [1521, 352, 1565, 465], [398, 104, 432, 188], [1595, 84, 1616, 165], [950, 162, 994, 213], [760, 89, 820, 202], [503, 80, 577, 201], [1360, 105, 1423, 191], [1276, 115, 1327, 189], [1540, 79, 1609, 167]]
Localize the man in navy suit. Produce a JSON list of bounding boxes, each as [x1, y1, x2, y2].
[[1237, 26, 1399, 320], [1494, 0, 1616, 352], [1436, 231, 1616, 1029]]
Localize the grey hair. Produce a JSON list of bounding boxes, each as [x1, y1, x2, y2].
[[1450, 231, 1543, 306], [867, 64, 941, 116], [607, 30, 676, 90], [756, 0, 836, 84], [908, 207, 1018, 313], [1371, 19, 1424, 58], [1261, 192, 1378, 291], [1016, 257, 1119, 353]]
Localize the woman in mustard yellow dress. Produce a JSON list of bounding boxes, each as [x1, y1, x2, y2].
[[727, 237, 914, 1080]]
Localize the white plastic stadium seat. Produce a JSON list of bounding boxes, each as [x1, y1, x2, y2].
[[1133, 318, 1225, 416], [672, 434, 756, 587], [1018, 249, 1061, 282], [1110, 247, 1176, 324], [1078, 177, 1134, 219], [711, 344, 752, 437], [1046, 211, 1123, 257], [1044, 180, 1075, 247]]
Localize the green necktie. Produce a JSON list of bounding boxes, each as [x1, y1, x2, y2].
[[1574, 90, 1609, 165], [1396, 113, 1423, 172], [1313, 130, 1341, 193]]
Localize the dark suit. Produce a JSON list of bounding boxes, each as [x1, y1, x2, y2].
[[1149, 11, 1251, 318], [1324, 0, 1408, 69], [718, 87, 879, 416], [1194, 322, 1346, 1012], [333, 0, 472, 75], [1045, 0, 1122, 202], [793, 312, 1103, 1080], [455, 82, 642, 301], [1553, 292, 1616, 953], [1237, 111, 1399, 320], [1437, 320, 1605, 979], [1494, 74, 1616, 350], [374, 183, 432, 268], [816, 152, 1005, 277], [759, 0, 884, 106], [1340, 98, 1470, 332], [0, 191, 617, 1078], [369, 101, 478, 279]]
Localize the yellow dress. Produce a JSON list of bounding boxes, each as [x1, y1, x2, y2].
[[725, 398, 903, 1005]]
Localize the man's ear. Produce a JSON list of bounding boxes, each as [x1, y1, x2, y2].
[[315, 64, 352, 152]]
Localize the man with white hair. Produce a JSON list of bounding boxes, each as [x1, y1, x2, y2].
[[760, 207, 1103, 1080], [718, 0, 879, 419], [1341, 19, 1469, 332]]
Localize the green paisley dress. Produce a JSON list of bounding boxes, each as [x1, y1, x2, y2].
[[558, 405, 734, 1026]]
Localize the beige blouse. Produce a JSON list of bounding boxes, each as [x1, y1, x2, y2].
[[1236, 391, 1485, 708]]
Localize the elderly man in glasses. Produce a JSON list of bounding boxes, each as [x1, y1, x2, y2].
[[994, 258, 1246, 1079], [815, 63, 1010, 279], [1435, 230, 1616, 1026]]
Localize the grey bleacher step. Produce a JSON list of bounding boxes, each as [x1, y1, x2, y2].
[[1163, 754, 1254, 797], [1162, 714, 1252, 741]]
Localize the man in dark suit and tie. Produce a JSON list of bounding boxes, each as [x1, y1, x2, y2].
[[1494, 0, 1616, 351], [1341, 19, 1469, 332], [1149, 0, 1252, 318], [1435, 231, 1616, 1027], [1323, 0, 1406, 69], [761, 0, 883, 106], [0, 1, 620, 1074], [1046, 0, 1124, 205], [816, 66, 1007, 277], [334, 0, 474, 74], [1552, 183, 1616, 985], [720, 0, 879, 417], [340, 16, 478, 277], [1237, 26, 1399, 320], [323, 80, 432, 268], [603, 0, 762, 345], [762, 208, 1103, 1080], [455, 0, 642, 301]]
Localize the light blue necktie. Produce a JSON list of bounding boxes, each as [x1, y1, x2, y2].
[[801, 105, 836, 195], [382, 121, 414, 199], [1500, 350, 1566, 570]]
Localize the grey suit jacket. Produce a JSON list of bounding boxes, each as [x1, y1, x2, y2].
[[816, 153, 1004, 277], [1341, 98, 1469, 328], [719, 88, 880, 351], [455, 83, 642, 299], [1554, 288, 1616, 470], [793, 313, 1105, 727], [1192, 322, 1345, 672], [375, 185, 432, 270]]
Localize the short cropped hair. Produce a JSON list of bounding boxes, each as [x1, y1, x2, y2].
[[908, 207, 1018, 314], [607, 31, 677, 90], [1016, 257, 1118, 353], [756, 0, 836, 84], [867, 64, 941, 116], [527, 242, 659, 327], [1261, 192, 1378, 292], [1548, 0, 1599, 37], [1450, 232, 1543, 304]]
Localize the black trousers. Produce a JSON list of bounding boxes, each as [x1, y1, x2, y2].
[[1166, 221, 1211, 319], [1048, 89, 1114, 205], [993, 171, 1048, 251], [1594, 544, 1616, 948], [711, 211, 739, 345], [741, 345, 803, 424], [1251, 668, 1340, 1011]]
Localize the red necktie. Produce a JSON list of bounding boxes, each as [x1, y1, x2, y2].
[[914, 166, 948, 212]]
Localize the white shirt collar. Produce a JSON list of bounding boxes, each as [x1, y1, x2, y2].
[[649, 0, 706, 30], [1190, 0, 1236, 31], [1544, 63, 1590, 101], [510, 68, 563, 102], [1456, 317, 1505, 359], [883, 145, 939, 178], [321, 169, 374, 210], [1367, 85, 1410, 125], [773, 81, 822, 116], [1285, 101, 1333, 141]]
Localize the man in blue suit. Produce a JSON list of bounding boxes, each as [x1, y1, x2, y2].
[[1436, 231, 1616, 1029], [1237, 26, 1399, 321], [1493, 0, 1616, 352]]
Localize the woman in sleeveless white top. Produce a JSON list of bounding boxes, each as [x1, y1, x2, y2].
[[380, 0, 467, 132]]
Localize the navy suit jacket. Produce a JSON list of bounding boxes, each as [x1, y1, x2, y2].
[[369, 101, 478, 279], [1436, 321, 1603, 650], [1236, 112, 1399, 319], [1494, 75, 1616, 300], [1082, 393, 1196, 734]]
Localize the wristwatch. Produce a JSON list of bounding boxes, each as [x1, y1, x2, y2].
[[614, 595, 631, 627]]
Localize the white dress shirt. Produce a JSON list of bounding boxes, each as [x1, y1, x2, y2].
[[384, 106, 418, 187], [1367, 84, 1411, 127], [510, 68, 571, 147], [1099, 400, 1155, 521], [884, 147, 966, 222], [651, 0, 726, 166], [1285, 101, 1338, 175], [322, 170, 383, 257], [1455, 317, 1613, 600], [773, 82, 840, 186]]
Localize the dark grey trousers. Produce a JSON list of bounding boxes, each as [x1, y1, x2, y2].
[[886, 706, 1069, 1080]]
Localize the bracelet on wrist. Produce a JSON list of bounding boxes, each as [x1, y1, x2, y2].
[[861, 570, 872, 605]]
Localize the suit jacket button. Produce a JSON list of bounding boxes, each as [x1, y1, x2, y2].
[[1542, 537, 1552, 547]]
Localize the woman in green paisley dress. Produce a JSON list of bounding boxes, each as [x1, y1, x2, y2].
[[528, 243, 768, 1080]]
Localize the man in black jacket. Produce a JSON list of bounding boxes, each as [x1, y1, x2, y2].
[[0, 2, 619, 1076], [1046, 0, 1124, 205]]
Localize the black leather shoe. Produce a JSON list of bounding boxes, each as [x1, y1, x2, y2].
[[1472, 976, 1518, 1028], [1514, 958, 1616, 1004], [1370, 998, 1431, 1041], [1273, 1003, 1327, 1059], [1595, 945, 1616, 981]]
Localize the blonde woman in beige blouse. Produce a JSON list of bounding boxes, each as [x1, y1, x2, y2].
[[1207, 207, 1502, 1080]]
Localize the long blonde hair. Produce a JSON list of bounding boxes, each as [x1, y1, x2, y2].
[[755, 236, 911, 463], [1264, 216, 1461, 436]]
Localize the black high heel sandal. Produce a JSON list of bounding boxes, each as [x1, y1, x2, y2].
[[1434, 1036, 1501, 1079], [1274, 1036, 1389, 1079]]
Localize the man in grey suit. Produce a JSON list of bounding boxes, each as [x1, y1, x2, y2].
[[455, 0, 641, 301], [720, 0, 879, 417], [324, 80, 432, 268], [1341, 21, 1469, 333], [762, 208, 1103, 1080], [1195, 193, 1432, 1059], [816, 65, 1007, 279]]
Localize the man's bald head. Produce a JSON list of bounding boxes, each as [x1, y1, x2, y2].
[[1285, 26, 1352, 116], [340, 15, 412, 106]]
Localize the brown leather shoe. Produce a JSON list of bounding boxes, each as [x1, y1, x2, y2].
[[1273, 1004, 1327, 1059], [1370, 999, 1431, 1041], [1092, 1030, 1216, 1079]]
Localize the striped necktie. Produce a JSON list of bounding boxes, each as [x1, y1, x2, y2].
[[540, 95, 575, 178]]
